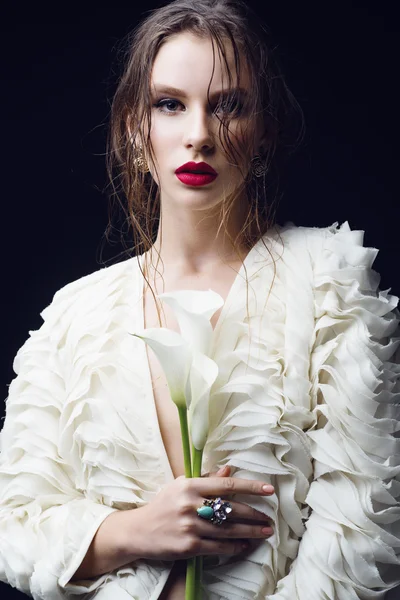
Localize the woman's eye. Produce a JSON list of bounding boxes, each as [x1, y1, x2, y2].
[[153, 97, 244, 117], [154, 99, 182, 114], [215, 98, 243, 116]]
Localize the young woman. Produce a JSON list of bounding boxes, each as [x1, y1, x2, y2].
[[1, 1, 399, 599]]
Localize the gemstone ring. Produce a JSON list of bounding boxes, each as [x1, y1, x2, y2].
[[196, 497, 233, 526]]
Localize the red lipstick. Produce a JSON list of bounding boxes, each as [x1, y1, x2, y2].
[[175, 161, 218, 187]]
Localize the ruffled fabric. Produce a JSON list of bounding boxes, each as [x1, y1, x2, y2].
[[202, 221, 400, 599], [0, 279, 115, 598], [267, 222, 400, 600], [0, 260, 173, 598], [202, 224, 318, 597], [0, 220, 399, 600]]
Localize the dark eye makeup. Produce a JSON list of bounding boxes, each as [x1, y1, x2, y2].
[[152, 95, 245, 116], [153, 99, 182, 114]]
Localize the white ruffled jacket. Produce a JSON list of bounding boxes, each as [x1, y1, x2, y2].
[[1, 222, 399, 600]]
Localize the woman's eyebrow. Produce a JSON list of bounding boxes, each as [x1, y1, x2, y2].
[[151, 84, 248, 99]]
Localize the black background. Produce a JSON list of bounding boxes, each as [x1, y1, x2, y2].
[[1, 2, 399, 598]]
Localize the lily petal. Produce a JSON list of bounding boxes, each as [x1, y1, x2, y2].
[[188, 352, 219, 450], [133, 328, 192, 409], [158, 289, 224, 355]]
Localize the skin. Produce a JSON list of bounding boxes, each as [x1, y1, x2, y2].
[[72, 33, 274, 583], [145, 31, 264, 274], [73, 467, 274, 580]]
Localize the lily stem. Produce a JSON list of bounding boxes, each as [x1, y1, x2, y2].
[[177, 406, 192, 479], [177, 406, 195, 599], [192, 447, 203, 479], [192, 447, 203, 600], [186, 559, 196, 600]]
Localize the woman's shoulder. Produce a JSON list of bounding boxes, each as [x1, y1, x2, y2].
[[39, 255, 140, 329], [56, 255, 138, 295], [11, 255, 144, 377], [263, 220, 397, 306], [274, 219, 362, 244], [272, 220, 378, 270], [273, 219, 399, 329]]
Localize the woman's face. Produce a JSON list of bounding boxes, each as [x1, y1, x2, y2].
[[146, 32, 259, 213]]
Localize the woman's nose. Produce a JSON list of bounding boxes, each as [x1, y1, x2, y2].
[[183, 106, 215, 152]]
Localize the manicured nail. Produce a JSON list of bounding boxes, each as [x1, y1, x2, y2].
[[262, 484, 274, 493], [262, 527, 273, 535]]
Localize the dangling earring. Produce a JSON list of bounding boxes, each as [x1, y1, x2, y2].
[[134, 147, 150, 173], [250, 154, 267, 178]]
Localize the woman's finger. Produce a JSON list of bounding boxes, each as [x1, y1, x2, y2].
[[215, 465, 231, 477], [222, 499, 270, 523], [194, 537, 249, 557], [201, 466, 231, 478], [197, 519, 274, 540], [195, 497, 269, 523], [191, 476, 274, 497]]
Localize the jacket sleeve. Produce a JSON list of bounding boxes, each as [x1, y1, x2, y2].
[[0, 283, 117, 599], [268, 222, 400, 600]]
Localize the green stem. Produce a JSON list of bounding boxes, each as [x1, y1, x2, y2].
[[186, 557, 196, 600], [177, 406, 195, 599], [192, 447, 203, 479], [192, 447, 203, 599], [177, 406, 192, 479]]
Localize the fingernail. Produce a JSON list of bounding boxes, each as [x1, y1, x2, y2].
[[262, 485, 274, 493], [218, 466, 230, 475]]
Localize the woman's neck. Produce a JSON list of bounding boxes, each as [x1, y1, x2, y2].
[[151, 196, 249, 276]]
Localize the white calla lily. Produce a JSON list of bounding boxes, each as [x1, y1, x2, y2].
[[159, 289, 224, 355], [188, 351, 219, 450], [157, 290, 222, 449], [133, 328, 192, 409], [134, 288, 224, 600]]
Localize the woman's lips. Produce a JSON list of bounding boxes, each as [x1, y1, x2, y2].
[[176, 172, 218, 187], [175, 161, 217, 175]]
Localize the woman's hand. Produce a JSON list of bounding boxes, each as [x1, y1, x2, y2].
[[124, 467, 274, 561], [71, 466, 274, 580]]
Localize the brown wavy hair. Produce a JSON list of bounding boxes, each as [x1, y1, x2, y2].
[[106, 0, 303, 249], [105, 0, 304, 323]]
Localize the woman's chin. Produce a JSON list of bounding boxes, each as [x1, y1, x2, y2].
[[160, 181, 239, 212], [161, 189, 222, 211]]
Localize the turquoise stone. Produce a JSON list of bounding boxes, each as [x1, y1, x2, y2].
[[197, 506, 214, 520]]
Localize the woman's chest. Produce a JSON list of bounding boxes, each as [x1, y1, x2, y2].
[[145, 344, 185, 479], [142, 266, 243, 479], [66, 243, 317, 509]]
